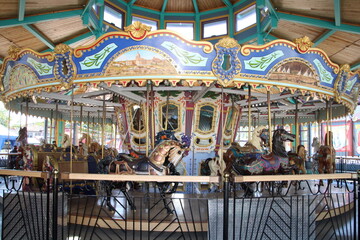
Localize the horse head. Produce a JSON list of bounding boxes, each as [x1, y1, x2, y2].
[[272, 128, 295, 158], [61, 134, 71, 148], [16, 127, 28, 146], [149, 140, 187, 172]]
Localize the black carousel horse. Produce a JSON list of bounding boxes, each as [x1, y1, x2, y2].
[[98, 133, 190, 213]]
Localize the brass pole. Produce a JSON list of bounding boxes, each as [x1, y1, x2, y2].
[[165, 91, 170, 130], [326, 100, 329, 145], [49, 110, 53, 143], [25, 99, 28, 128], [55, 102, 59, 146], [80, 105, 83, 140], [114, 117, 117, 150], [102, 96, 106, 159], [145, 82, 150, 157], [248, 87, 251, 140], [220, 87, 224, 165], [151, 83, 155, 149], [70, 85, 74, 174], [267, 90, 272, 152], [87, 112, 90, 149], [295, 99, 299, 148]]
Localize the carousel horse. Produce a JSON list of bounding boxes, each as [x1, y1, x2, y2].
[[200, 156, 226, 192], [79, 133, 102, 155], [16, 127, 34, 190], [61, 134, 71, 149], [288, 145, 307, 174], [314, 131, 336, 178], [228, 128, 295, 175], [224, 126, 269, 174], [98, 134, 190, 213]]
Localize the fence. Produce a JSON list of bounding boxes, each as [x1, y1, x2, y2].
[[0, 170, 359, 239]]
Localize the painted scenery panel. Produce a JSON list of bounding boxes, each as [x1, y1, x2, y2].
[[105, 49, 177, 76]]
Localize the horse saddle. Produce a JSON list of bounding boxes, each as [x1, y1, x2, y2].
[[261, 152, 275, 162], [117, 154, 161, 174]]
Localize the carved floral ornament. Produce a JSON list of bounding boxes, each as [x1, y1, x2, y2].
[[54, 43, 72, 54], [294, 36, 314, 54], [217, 37, 241, 49], [124, 21, 152, 41], [8, 45, 22, 59]]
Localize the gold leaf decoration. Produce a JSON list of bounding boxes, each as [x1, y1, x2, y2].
[[294, 36, 313, 54], [217, 37, 241, 49], [8, 45, 22, 59], [124, 21, 152, 40], [54, 43, 72, 54]]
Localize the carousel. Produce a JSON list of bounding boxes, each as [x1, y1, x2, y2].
[[0, 22, 359, 239]]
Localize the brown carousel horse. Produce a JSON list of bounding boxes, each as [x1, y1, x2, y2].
[[98, 134, 190, 213], [314, 131, 335, 185], [288, 145, 307, 174]]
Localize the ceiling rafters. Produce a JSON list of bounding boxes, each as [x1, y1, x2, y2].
[[18, 0, 26, 21], [0, 9, 83, 28], [192, 82, 215, 102], [98, 82, 146, 103], [277, 11, 360, 34], [36, 92, 122, 107], [313, 29, 337, 47], [23, 24, 55, 49]]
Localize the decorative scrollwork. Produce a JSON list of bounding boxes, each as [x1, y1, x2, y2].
[[334, 64, 351, 102], [217, 37, 241, 49], [8, 45, 22, 59], [54, 43, 72, 54], [294, 36, 313, 54], [124, 21, 152, 41]]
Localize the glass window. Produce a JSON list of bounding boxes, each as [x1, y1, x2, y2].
[[161, 103, 179, 131], [166, 22, 194, 40], [198, 105, 215, 132], [131, 104, 144, 132], [236, 5, 256, 32], [104, 5, 123, 28], [133, 16, 158, 30], [202, 18, 227, 38]]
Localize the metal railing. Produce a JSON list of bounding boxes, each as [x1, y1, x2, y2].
[[0, 170, 359, 239]]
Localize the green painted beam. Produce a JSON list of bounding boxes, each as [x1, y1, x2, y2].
[[192, 0, 199, 13], [23, 24, 55, 49], [0, 58, 3, 64], [199, 7, 228, 16], [195, 14, 200, 40], [256, 1, 264, 44], [278, 11, 360, 34], [126, 4, 133, 26], [161, 0, 169, 12], [222, 0, 234, 38], [350, 62, 360, 71], [0, 9, 83, 28], [265, 34, 278, 41], [313, 29, 336, 47], [334, 0, 341, 26], [160, 0, 169, 29], [97, 0, 104, 37], [18, 0, 26, 21], [265, 0, 278, 20], [81, 0, 95, 26], [129, 0, 137, 5]]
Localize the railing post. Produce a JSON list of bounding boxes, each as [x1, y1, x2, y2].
[[46, 174, 50, 240], [52, 169, 59, 240], [223, 173, 230, 240]]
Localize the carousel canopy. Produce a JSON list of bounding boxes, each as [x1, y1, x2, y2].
[[0, 23, 359, 126], [0, 0, 359, 126]]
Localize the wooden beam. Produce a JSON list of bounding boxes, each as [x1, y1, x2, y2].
[[0, 9, 83, 28], [313, 29, 336, 47], [23, 24, 55, 49], [98, 82, 146, 103], [235, 173, 356, 182]]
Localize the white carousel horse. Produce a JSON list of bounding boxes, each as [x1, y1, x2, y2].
[[61, 134, 71, 149], [208, 156, 226, 191]]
